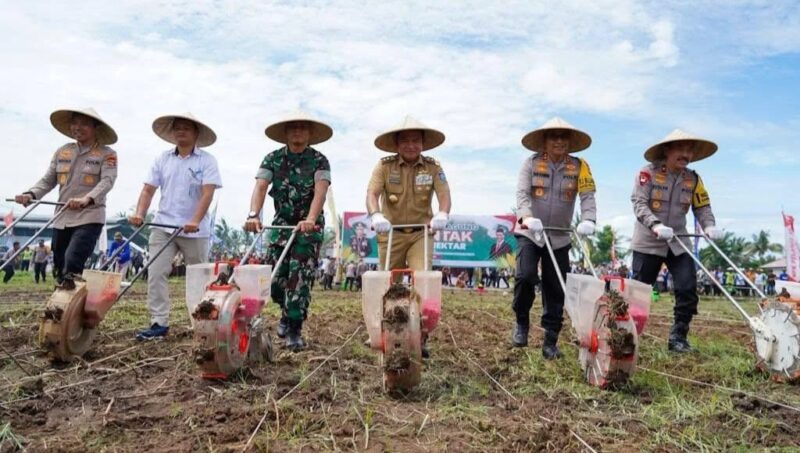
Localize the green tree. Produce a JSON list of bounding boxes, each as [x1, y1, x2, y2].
[[747, 230, 783, 264], [588, 225, 629, 265], [211, 218, 253, 257], [700, 232, 751, 269]]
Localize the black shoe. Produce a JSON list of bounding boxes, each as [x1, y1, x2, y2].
[[668, 321, 694, 353], [512, 322, 529, 347], [56, 278, 76, 291], [542, 330, 563, 360], [285, 319, 306, 352], [542, 344, 563, 360], [421, 334, 430, 359], [276, 314, 289, 339]]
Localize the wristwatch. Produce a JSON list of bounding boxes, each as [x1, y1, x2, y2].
[[247, 211, 259, 219]]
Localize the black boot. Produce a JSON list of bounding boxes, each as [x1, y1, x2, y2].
[[56, 275, 76, 291], [421, 333, 430, 359], [276, 312, 289, 339], [512, 321, 529, 347], [542, 330, 562, 360], [285, 319, 306, 352], [668, 321, 693, 353]]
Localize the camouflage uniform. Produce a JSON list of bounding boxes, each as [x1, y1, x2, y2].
[[256, 146, 330, 321]]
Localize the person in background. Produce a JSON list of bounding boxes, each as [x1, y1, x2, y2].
[[107, 231, 132, 279], [33, 240, 50, 284], [345, 260, 357, 291], [2, 242, 21, 283], [19, 246, 32, 272]]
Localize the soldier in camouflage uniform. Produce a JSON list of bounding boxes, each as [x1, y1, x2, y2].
[[245, 110, 333, 351]]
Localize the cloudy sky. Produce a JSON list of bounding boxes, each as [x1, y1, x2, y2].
[[1, 0, 798, 246]]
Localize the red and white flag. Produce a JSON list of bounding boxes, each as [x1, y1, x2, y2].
[[783, 212, 800, 282], [3, 210, 12, 228]]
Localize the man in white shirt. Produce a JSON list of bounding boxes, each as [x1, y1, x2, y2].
[[129, 113, 222, 340]]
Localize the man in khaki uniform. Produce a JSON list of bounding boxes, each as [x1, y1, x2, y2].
[[366, 116, 451, 272], [15, 108, 118, 290], [513, 117, 597, 359], [630, 129, 723, 353], [366, 116, 451, 358]]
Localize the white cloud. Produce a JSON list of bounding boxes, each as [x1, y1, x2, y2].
[[0, 0, 797, 245]]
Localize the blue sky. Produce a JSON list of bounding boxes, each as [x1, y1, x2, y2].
[[0, 0, 797, 248]]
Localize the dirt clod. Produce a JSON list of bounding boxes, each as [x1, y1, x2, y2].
[[606, 289, 628, 318], [384, 305, 409, 325], [18, 378, 44, 397], [194, 348, 215, 364], [384, 350, 411, 371], [42, 307, 63, 322], [608, 327, 636, 357], [193, 300, 218, 320], [383, 283, 411, 301]]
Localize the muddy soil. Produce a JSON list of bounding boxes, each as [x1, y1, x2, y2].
[[1, 286, 798, 451]]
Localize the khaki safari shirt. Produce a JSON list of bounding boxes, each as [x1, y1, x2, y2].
[[368, 155, 449, 226]]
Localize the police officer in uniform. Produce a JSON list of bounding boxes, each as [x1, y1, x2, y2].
[[14, 108, 118, 290], [630, 129, 723, 353], [512, 117, 597, 359], [366, 116, 451, 357]]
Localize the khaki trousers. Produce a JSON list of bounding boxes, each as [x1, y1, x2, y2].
[[376, 230, 434, 272], [147, 229, 209, 326]]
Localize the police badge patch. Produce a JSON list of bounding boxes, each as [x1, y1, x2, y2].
[[438, 171, 446, 182]]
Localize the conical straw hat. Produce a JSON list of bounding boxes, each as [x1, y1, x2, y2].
[[264, 109, 333, 145], [374, 116, 446, 152], [50, 107, 118, 145], [521, 116, 591, 153], [152, 112, 217, 147], [644, 129, 717, 163]]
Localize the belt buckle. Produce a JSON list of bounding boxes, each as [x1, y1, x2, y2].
[[402, 227, 414, 234]]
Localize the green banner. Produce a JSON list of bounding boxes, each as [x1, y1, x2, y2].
[[341, 212, 518, 269]]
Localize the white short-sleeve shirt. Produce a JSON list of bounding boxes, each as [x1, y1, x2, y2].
[[145, 147, 223, 238]]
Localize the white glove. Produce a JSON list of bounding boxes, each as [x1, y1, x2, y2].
[[370, 212, 391, 233], [652, 224, 674, 240], [430, 211, 449, 231], [522, 217, 544, 233], [576, 220, 595, 236], [705, 226, 724, 240]]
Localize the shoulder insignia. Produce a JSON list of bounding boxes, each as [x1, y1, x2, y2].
[[422, 155, 439, 165], [381, 155, 397, 164], [58, 145, 75, 159]]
